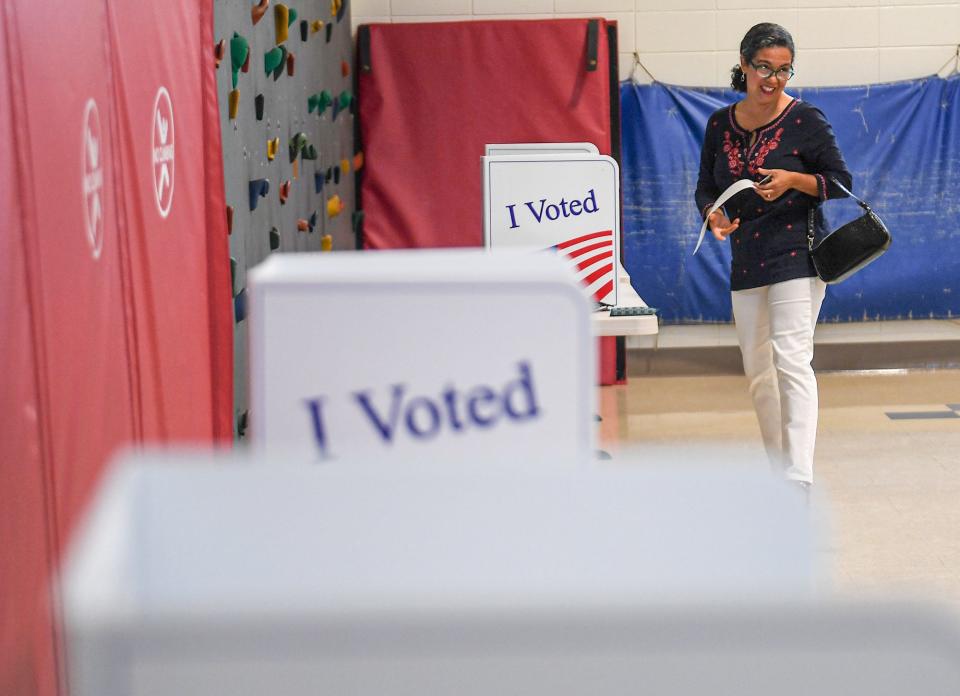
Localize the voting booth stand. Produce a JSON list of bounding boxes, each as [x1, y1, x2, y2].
[[483, 152, 621, 308], [248, 249, 596, 465]]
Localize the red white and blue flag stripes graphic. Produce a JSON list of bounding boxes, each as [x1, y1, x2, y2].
[[550, 229, 615, 304]]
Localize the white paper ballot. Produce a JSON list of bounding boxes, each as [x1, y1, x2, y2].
[[694, 179, 758, 254]]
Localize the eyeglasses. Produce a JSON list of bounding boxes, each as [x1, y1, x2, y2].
[[750, 62, 795, 81]]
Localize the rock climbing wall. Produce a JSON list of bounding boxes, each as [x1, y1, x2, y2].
[[213, 0, 360, 439]]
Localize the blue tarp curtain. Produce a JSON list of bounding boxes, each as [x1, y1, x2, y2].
[[620, 75, 960, 323]]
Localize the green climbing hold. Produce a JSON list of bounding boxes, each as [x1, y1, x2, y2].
[[318, 90, 333, 114], [288, 7, 298, 26], [273, 45, 288, 80], [230, 32, 249, 90], [308, 91, 334, 115], [301, 144, 318, 160], [264, 47, 284, 76], [288, 132, 308, 162], [338, 90, 352, 110]]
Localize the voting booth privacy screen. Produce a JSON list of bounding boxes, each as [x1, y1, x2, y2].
[[621, 75, 960, 323], [484, 154, 621, 306], [249, 251, 596, 466]]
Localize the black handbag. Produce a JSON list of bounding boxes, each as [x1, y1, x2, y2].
[[807, 178, 891, 284]]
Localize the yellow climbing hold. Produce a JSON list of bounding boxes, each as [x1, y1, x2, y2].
[[327, 194, 344, 218], [228, 89, 241, 119], [275, 4, 289, 43]]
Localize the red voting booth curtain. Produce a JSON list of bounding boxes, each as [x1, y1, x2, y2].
[[0, 1, 231, 694], [357, 19, 623, 384]]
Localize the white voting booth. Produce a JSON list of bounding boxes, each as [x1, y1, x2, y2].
[[483, 144, 657, 338], [62, 451, 960, 696], [248, 249, 595, 464], [483, 149, 620, 307]]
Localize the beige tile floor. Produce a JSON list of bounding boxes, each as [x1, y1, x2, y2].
[[598, 368, 960, 611]]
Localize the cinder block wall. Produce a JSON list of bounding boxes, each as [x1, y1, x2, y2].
[[351, 0, 960, 86]]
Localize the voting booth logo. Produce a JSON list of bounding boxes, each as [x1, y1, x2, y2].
[[484, 153, 620, 306], [552, 229, 615, 302]]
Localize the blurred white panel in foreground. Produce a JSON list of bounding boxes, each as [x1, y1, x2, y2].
[[61, 450, 960, 696]]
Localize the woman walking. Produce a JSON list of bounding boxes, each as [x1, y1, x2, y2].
[[695, 23, 852, 493]]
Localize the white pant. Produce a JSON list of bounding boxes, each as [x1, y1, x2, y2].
[[731, 277, 826, 483]]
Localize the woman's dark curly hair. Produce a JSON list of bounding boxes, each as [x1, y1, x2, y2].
[[730, 23, 795, 92]]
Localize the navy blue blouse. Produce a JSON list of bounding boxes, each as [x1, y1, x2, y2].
[[695, 99, 852, 291]]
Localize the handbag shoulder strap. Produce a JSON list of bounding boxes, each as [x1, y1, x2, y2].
[[828, 176, 872, 212], [807, 177, 871, 251]]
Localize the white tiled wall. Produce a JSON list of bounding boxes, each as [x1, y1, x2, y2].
[[352, 0, 960, 86]]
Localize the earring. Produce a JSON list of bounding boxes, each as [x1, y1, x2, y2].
[[740, 72, 746, 83]]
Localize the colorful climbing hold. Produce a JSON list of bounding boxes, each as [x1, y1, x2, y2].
[[288, 132, 308, 162], [311, 19, 324, 33], [302, 144, 318, 160], [351, 209, 365, 235], [279, 179, 291, 204], [255, 93, 265, 120], [228, 89, 240, 120], [269, 227, 280, 250], [214, 39, 226, 69], [273, 45, 288, 80], [230, 32, 249, 89], [327, 194, 344, 218], [249, 178, 270, 211], [325, 22, 332, 43], [226, 205, 234, 235], [264, 46, 284, 76], [297, 218, 310, 232], [267, 137, 279, 161], [338, 89, 352, 109], [320, 234, 333, 251], [352, 151, 364, 171], [314, 171, 324, 194], [341, 60, 350, 77], [300, 19, 308, 41], [234, 289, 248, 322], [339, 158, 349, 175], [275, 4, 290, 44], [252, 0, 270, 25], [286, 51, 295, 76], [311, 90, 333, 115], [331, 0, 342, 18], [288, 7, 298, 25]]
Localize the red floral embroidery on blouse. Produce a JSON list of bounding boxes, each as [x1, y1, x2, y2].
[[748, 127, 784, 175], [722, 131, 744, 177]]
